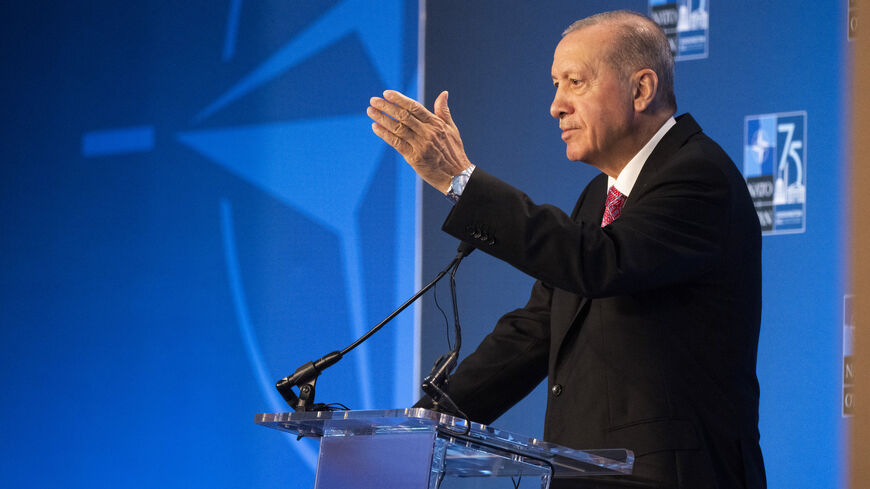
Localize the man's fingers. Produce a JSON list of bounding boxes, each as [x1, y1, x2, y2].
[[366, 106, 417, 140], [370, 96, 426, 132], [433, 90, 455, 126], [371, 121, 414, 156], [383, 90, 434, 124]]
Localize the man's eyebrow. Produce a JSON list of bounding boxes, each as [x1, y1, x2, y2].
[[552, 71, 579, 80]]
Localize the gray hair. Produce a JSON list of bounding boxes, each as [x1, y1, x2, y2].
[[563, 10, 676, 111]]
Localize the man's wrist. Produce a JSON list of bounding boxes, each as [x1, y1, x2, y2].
[[446, 164, 476, 204]]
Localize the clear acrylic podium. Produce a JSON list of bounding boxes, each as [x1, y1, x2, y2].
[[255, 408, 633, 489]]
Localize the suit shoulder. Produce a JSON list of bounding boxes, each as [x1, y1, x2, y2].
[[669, 131, 745, 186]]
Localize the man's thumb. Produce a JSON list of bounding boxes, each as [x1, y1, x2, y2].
[[434, 90, 454, 125]]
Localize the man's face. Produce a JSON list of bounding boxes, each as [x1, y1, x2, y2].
[[550, 25, 636, 166]]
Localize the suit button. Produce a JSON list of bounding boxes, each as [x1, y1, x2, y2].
[[472, 230, 481, 239], [480, 232, 488, 241], [551, 384, 563, 397]]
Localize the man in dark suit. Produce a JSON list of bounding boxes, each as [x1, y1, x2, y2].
[[367, 10, 765, 489]]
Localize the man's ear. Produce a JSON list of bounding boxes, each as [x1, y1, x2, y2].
[[632, 69, 659, 112]]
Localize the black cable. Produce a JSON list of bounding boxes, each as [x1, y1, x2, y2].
[[431, 281, 452, 350], [339, 253, 461, 356], [448, 259, 462, 354], [421, 254, 471, 435]]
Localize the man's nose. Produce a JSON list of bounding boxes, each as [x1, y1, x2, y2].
[[550, 89, 570, 119]]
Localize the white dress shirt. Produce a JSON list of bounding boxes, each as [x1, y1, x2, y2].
[[606, 116, 676, 197]]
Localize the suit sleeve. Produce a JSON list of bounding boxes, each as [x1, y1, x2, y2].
[[414, 279, 551, 424], [442, 146, 733, 298]]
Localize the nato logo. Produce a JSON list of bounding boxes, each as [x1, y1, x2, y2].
[[742, 112, 807, 235], [649, 0, 709, 60]]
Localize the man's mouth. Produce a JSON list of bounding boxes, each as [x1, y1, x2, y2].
[[561, 127, 580, 140]]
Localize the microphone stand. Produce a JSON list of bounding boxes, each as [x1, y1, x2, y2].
[[421, 254, 466, 418], [276, 242, 474, 412]]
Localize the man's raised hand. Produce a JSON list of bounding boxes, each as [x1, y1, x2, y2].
[[367, 90, 472, 194]]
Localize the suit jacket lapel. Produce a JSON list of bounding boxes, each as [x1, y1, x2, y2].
[[623, 113, 703, 211], [551, 114, 704, 357], [550, 174, 608, 354]]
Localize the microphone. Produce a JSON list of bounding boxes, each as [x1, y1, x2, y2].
[[275, 241, 475, 412]]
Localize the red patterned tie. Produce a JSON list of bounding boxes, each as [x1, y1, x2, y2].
[[601, 186, 627, 227]]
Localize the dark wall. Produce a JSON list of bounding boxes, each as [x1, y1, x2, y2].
[[420, 2, 851, 488]]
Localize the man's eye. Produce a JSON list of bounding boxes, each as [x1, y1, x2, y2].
[[571, 79, 581, 86], [553, 81, 559, 88]]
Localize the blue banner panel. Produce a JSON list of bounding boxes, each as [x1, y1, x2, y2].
[[0, 1, 419, 488], [82, 126, 156, 157]]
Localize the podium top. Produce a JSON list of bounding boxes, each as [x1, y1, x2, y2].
[[255, 408, 633, 477]]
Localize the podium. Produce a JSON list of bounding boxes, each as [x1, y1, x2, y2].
[[255, 408, 633, 489]]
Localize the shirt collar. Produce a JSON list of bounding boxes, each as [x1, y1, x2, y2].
[[607, 116, 676, 196]]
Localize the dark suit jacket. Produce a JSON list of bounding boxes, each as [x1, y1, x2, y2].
[[418, 114, 765, 488]]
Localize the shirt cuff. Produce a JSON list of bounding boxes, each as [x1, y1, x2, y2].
[[445, 164, 476, 204]]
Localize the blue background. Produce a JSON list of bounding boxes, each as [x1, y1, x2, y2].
[[0, 1, 853, 488], [1, 1, 419, 487]]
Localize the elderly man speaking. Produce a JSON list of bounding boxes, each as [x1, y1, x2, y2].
[[367, 10, 765, 489]]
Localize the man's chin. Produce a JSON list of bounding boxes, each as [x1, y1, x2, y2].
[[565, 148, 588, 162]]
